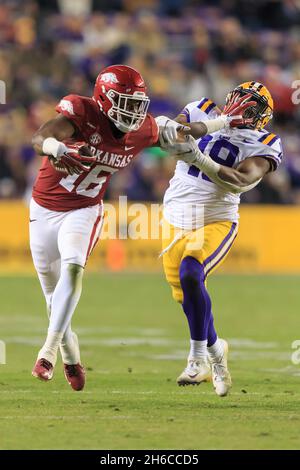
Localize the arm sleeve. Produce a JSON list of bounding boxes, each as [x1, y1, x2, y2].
[[55, 95, 86, 135]]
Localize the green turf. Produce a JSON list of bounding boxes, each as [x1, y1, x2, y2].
[[0, 273, 300, 450]]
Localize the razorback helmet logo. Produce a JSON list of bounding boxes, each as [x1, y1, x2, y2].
[[93, 65, 150, 133], [100, 72, 119, 84]]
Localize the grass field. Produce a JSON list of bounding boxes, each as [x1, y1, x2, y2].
[[0, 273, 300, 450]]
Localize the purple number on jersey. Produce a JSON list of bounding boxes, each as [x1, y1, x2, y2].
[[188, 135, 239, 181]]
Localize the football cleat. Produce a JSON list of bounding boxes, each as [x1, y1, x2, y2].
[[63, 363, 85, 391], [32, 358, 54, 381], [177, 358, 211, 386], [211, 339, 232, 397]]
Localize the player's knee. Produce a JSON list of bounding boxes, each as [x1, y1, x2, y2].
[[179, 256, 205, 291], [64, 263, 84, 292]]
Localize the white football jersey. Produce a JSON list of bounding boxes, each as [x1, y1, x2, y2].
[[163, 98, 283, 229]]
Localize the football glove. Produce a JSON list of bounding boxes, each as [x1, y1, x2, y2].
[[43, 137, 96, 175], [222, 93, 257, 128], [56, 143, 96, 175], [155, 115, 190, 147]]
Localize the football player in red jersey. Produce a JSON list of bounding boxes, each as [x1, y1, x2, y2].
[[30, 64, 254, 390]]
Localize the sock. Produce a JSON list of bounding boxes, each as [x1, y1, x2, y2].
[[207, 337, 224, 362], [188, 339, 207, 361], [46, 292, 79, 364], [179, 256, 213, 341], [207, 313, 218, 347], [37, 331, 63, 365], [60, 330, 81, 365], [48, 263, 83, 334]]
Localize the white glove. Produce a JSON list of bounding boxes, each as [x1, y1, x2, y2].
[[155, 115, 189, 148], [42, 137, 69, 160], [168, 135, 216, 167]]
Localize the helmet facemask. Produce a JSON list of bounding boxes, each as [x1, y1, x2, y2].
[[106, 90, 150, 133], [226, 88, 273, 130]]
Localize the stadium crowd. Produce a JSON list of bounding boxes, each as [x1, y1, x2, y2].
[[0, 0, 300, 204]]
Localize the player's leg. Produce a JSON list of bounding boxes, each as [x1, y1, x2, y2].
[[162, 218, 237, 392], [29, 199, 62, 380], [161, 219, 211, 385], [37, 204, 102, 390], [180, 221, 237, 395], [33, 255, 80, 370]]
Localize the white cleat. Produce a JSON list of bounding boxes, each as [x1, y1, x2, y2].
[[177, 358, 212, 386], [211, 339, 232, 397]]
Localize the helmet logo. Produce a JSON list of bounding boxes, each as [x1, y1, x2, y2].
[[100, 72, 119, 84], [59, 99, 74, 115]]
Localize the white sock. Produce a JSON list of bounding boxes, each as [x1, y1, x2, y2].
[[38, 331, 63, 365], [48, 263, 83, 333], [207, 338, 224, 362], [60, 331, 81, 365], [188, 339, 208, 361]]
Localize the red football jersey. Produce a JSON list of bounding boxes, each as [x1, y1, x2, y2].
[[32, 94, 159, 211]]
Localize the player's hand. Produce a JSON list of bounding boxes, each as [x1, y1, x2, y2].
[[222, 93, 256, 128], [156, 116, 190, 148], [167, 135, 201, 164], [50, 143, 96, 175]]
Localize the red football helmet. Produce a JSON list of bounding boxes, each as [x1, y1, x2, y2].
[[93, 65, 150, 133]]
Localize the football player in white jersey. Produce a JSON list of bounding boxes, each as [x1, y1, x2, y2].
[[161, 82, 283, 396]]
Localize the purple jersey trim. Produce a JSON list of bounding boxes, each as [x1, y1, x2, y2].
[[205, 102, 216, 114]]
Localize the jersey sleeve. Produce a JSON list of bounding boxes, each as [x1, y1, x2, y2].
[[179, 98, 219, 123], [148, 113, 159, 145], [55, 94, 86, 134], [254, 132, 283, 171]]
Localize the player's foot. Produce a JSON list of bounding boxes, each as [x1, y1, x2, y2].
[[32, 358, 54, 381], [177, 358, 211, 386], [63, 363, 85, 391], [211, 339, 232, 397]]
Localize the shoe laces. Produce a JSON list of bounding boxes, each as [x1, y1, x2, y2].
[[212, 362, 226, 379], [65, 364, 79, 377], [39, 358, 52, 370], [187, 359, 207, 371]]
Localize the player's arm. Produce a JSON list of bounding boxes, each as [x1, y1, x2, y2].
[[171, 135, 271, 194], [218, 156, 270, 188], [155, 94, 256, 146], [32, 114, 76, 156], [32, 114, 96, 175]]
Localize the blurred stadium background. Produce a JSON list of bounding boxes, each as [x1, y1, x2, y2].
[[0, 0, 300, 273]]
